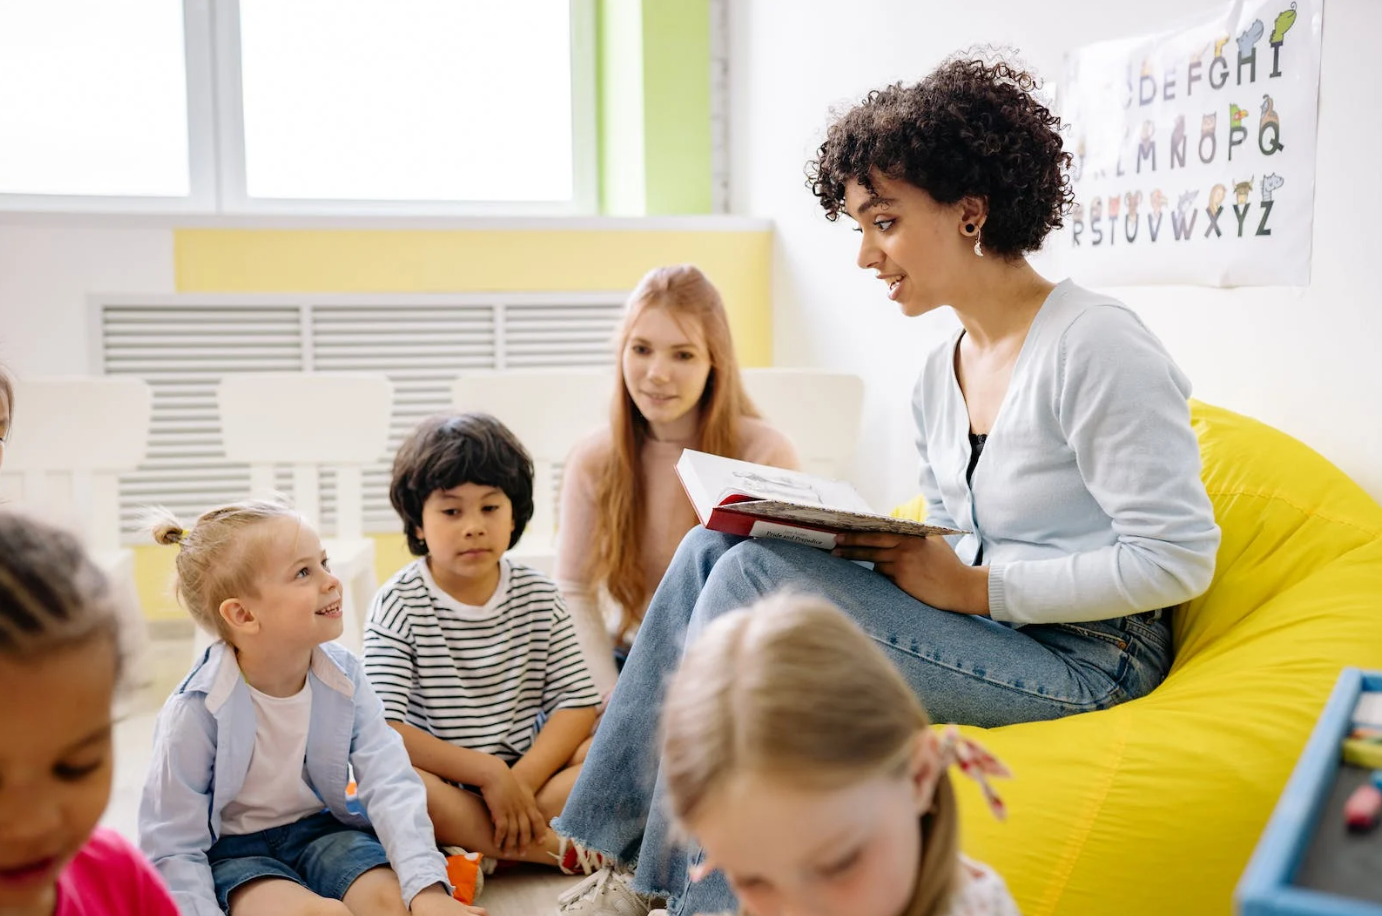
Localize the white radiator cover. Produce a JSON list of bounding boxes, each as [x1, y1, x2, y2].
[[93, 293, 623, 540]]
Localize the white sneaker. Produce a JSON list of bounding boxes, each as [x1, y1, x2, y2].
[[555, 866, 655, 916]]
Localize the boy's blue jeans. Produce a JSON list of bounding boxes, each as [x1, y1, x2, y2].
[[553, 528, 1171, 916], [207, 811, 390, 912]]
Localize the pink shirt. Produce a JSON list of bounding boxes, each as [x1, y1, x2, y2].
[[557, 416, 799, 615], [54, 829, 179, 916]]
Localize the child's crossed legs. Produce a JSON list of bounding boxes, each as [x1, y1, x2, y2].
[[417, 737, 592, 866]]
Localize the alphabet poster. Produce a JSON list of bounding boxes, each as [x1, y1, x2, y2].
[[1060, 0, 1322, 286]]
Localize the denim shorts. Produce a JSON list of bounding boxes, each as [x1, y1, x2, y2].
[[207, 811, 391, 913]]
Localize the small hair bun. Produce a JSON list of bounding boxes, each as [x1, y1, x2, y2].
[[153, 522, 185, 546]]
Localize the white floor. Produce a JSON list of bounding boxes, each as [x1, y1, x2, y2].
[[105, 636, 581, 915]]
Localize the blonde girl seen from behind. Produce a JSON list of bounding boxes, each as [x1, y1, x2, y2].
[[660, 594, 1020, 916]]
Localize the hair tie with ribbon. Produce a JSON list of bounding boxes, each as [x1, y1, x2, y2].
[[937, 725, 1013, 821]]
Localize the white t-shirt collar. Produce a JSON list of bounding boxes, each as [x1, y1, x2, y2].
[[416, 555, 511, 620]]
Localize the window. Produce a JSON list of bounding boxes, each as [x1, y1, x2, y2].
[[0, 0, 214, 211], [231, 0, 579, 207], [0, 0, 595, 214]]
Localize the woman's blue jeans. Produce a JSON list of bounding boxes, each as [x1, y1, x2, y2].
[[552, 528, 1171, 916]]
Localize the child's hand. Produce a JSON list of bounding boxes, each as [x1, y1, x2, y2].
[[410, 885, 488, 915], [479, 764, 547, 857]]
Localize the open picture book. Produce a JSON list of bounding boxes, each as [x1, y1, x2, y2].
[[675, 449, 966, 550]]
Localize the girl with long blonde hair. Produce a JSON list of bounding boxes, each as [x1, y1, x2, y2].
[[658, 594, 1017, 916], [555, 265, 798, 691]]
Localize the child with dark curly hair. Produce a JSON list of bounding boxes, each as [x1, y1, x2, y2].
[[363, 413, 605, 877], [549, 52, 1220, 916]]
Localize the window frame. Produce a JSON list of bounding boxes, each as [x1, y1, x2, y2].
[[212, 0, 598, 217]]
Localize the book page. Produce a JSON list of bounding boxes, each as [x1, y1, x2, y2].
[[724, 466, 837, 507], [676, 449, 870, 514]]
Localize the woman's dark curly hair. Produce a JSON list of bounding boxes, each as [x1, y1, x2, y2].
[[807, 52, 1074, 258]]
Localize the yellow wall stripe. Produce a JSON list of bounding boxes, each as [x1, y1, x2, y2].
[[173, 228, 772, 364]]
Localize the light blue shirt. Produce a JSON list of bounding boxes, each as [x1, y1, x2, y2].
[[912, 279, 1221, 625], [138, 641, 449, 916]]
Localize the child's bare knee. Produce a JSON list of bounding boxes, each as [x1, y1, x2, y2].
[[415, 766, 454, 796], [342, 867, 412, 915], [349, 882, 409, 915], [414, 767, 444, 799], [307, 900, 352, 916]]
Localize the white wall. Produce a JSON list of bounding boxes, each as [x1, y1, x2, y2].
[[0, 224, 175, 375], [730, 0, 1382, 509]]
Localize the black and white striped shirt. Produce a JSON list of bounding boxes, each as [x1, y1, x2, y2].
[[363, 558, 600, 763]]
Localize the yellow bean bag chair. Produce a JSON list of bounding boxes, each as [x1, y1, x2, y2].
[[894, 401, 1382, 916]]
